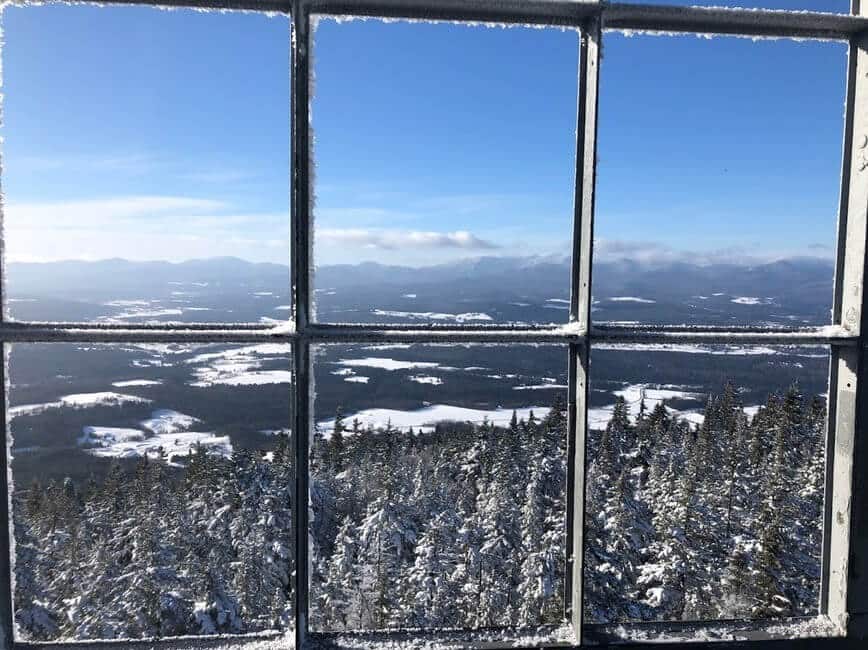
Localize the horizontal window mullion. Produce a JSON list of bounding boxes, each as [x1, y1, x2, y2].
[[13, 630, 285, 650], [0, 322, 856, 345], [303, 323, 584, 343], [591, 325, 858, 346], [306, 0, 592, 27], [82, 0, 291, 13], [603, 2, 864, 40], [304, 0, 864, 39], [0, 323, 292, 343]]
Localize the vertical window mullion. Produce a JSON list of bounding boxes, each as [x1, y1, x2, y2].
[[0, 341, 14, 648], [824, 15, 868, 633], [291, 1, 313, 647], [565, 15, 600, 644]]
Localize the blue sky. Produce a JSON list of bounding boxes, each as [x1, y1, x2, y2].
[[0, 1, 848, 266]]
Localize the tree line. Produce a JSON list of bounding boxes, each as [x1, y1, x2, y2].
[[12, 383, 825, 639]]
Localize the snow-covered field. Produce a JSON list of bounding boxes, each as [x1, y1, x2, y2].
[[371, 309, 493, 322], [11, 392, 152, 418], [335, 357, 440, 371], [409, 375, 443, 385], [186, 343, 292, 387], [77, 409, 230, 465], [593, 343, 826, 357], [112, 379, 162, 387], [141, 409, 199, 435], [318, 404, 551, 435], [609, 296, 656, 304]]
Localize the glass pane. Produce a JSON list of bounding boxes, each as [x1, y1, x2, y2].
[[310, 344, 568, 631], [593, 34, 845, 327], [9, 343, 294, 640], [584, 344, 829, 627], [2, 4, 290, 323], [311, 19, 578, 325]]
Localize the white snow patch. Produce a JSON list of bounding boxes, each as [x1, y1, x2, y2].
[[84, 430, 232, 466], [609, 296, 656, 304], [588, 384, 705, 430], [186, 344, 292, 386], [345, 376, 370, 384], [336, 357, 440, 371], [318, 404, 550, 435], [78, 410, 229, 465], [78, 427, 146, 447], [105, 307, 184, 320], [513, 383, 568, 390], [111, 379, 162, 387], [10, 392, 152, 418], [140, 409, 199, 435], [193, 370, 293, 387], [372, 309, 493, 322], [592, 342, 829, 357], [731, 296, 762, 305], [409, 375, 443, 385], [402, 293, 417, 298]]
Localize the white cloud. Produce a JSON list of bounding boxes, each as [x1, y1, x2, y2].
[[6, 196, 226, 228], [593, 238, 835, 266], [317, 228, 499, 250], [4, 195, 289, 263]]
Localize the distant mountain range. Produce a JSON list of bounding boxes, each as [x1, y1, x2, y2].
[[6, 255, 835, 326]]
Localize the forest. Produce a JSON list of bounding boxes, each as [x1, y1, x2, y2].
[[11, 382, 826, 639]]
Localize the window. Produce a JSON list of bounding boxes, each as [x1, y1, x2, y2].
[[0, 1, 867, 649]]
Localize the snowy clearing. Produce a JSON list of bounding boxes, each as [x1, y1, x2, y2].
[[185, 344, 292, 386], [592, 343, 826, 357], [140, 409, 199, 435], [731, 296, 763, 305], [335, 357, 440, 371], [107, 307, 184, 320], [372, 309, 493, 322], [78, 427, 146, 447], [193, 370, 293, 387], [409, 375, 443, 385], [10, 392, 152, 418], [82, 430, 232, 465], [77, 409, 229, 465], [513, 383, 568, 390], [111, 379, 162, 387], [588, 384, 705, 430], [318, 404, 551, 435], [609, 296, 656, 304]]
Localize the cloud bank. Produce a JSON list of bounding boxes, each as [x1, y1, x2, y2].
[[317, 228, 499, 250]]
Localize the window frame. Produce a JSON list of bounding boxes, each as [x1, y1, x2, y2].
[[2, 1, 868, 648]]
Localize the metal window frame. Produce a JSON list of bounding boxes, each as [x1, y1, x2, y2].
[[0, 1, 867, 649]]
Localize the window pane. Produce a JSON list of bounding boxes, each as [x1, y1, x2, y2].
[[584, 344, 829, 629], [311, 19, 578, 325], [9, 343, 294, 640], [310, 344, 568, 632], [2, 5, 290, 324], [593, 34, 845, 327]]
